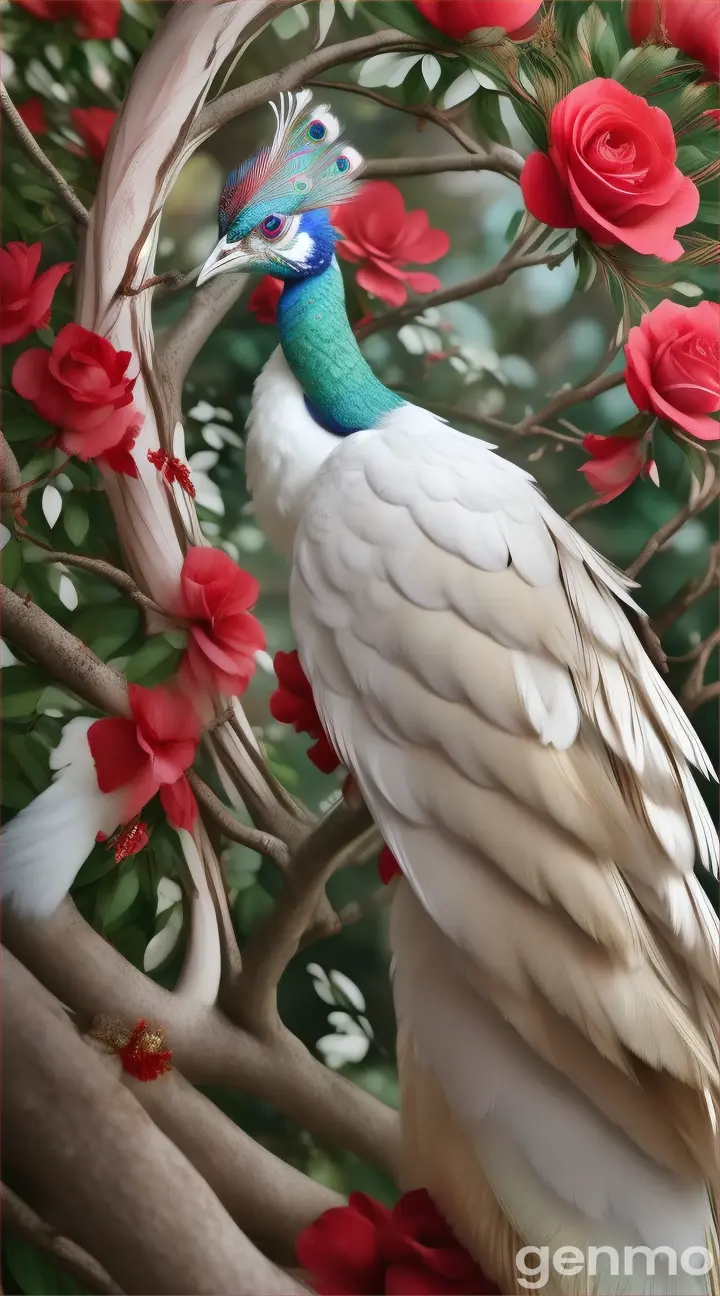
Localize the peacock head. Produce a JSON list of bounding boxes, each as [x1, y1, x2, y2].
[[197, 90, 362, 286]]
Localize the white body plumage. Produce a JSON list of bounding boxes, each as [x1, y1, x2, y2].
[[247, 348, 720, 1296]]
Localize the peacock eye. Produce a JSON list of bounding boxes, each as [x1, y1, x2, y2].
[[260, 214, 286, 240], [307, 119, 327, 142], [335, 155, 350, 174]]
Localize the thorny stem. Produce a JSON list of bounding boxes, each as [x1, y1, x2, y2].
[[1, 81, 89, 225]]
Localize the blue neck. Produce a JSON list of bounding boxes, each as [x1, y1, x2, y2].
[[276, 261, 404, 436]]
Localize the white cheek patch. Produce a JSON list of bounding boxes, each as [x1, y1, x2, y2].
[[286, 231, 315, 268]]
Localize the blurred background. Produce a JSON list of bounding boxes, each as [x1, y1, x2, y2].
[[1, 3, 718, 1290]]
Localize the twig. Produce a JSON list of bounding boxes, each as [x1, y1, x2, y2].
[[515, 370, 625, 434], [1, 1184, 123, 1296], [238, 801, 375, 1035], [194, 31, 428, 137], [653, 543, 720, 638], [357, 250, 569, 340], [626, 470, 720, 580], [309, 78, 485, 156], [335, 884, 394, 931], [1, 583, 130, 717], [363, 151, 520, 180], [420, 400, 582, 446], [680, 627, 720, 715], [187, 771, 291, 869], [29, 545, 169, 619], [1, 81, 89, 226]]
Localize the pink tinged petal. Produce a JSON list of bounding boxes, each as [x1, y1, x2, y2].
[[356, 265, 408, 306], [159, 776, 198, 832], [520, 152, 576, 229], [87, 717, 149, 792], [644, 388, 720, 440], [403, 271, 443, 294], [28, 260, 72, 323], [11, 347, 50, 400], [58, 406, 139, 458]]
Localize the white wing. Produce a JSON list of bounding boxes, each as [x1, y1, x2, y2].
[[290, 404, 720, 1273], [1, 718, 124, 917]]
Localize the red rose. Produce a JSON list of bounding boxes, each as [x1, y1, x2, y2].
[[624, 299, 720, 441], [627, 0, 720, 81], [88, 684, 200, 827], [579, 434, 655, 503], [413, 0, 541, 38], [333, 181, 450, 307], [14, 0, 121, 39], [520, 80, 699, 262], [179, 547, 265, 698], [70, 107, 117, 164], [248, 276, 283, 324], [0, 242, 70, 346], [270, 649, 340, 773], [378, 845, 402, 884], [296, 1189, 498, 1296], [12, 323, 142, 466], [16, 98, 48, 134]]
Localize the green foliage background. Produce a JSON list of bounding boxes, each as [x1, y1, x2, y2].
[[1, 2, 718, 1291]]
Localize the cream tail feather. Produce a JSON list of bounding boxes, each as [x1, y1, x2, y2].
[[1, 718, 124, 918], [246, 353, 720, 1295]]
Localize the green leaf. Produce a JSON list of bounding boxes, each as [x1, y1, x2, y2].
[[676, 144, 711, 174], [614, 43, 679, 95], [7, 732, 49, 791], [573, 241, 597, 293], [470, 87, 512, 149], [608, 412, 650, 438], [1, 665, 47, 718], [510, 95, 548, 150], [71, 602, 139, 659], [1, 776, 36, 810], [4, 1235, 85, 1296], [124, 634, 182, 685], [73, 843, 118, 889], [697, 199, 720, 227], [98, 863, 140, 928], [63, 500, 89, 547], [504, 208, 525, 244], [552, 0, 590, 43], [361, 0, 451, 44], [2, 539, 23, 589]]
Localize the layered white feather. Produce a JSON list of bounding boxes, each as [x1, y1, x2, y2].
[[1, 718, 124, 918], [246, 354, 720, 1293]]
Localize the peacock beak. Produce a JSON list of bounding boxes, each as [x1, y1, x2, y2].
[[196, 235, 249, 286]]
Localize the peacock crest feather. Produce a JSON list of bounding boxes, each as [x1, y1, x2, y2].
[[219, 89, 363, 242]]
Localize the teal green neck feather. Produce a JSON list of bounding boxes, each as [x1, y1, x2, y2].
[[276, 260, 404, 435]]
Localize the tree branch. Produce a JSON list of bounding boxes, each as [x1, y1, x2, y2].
[[4, 952, 308, 1295], [238, 801, 375, 1036], [514, 369, 625, 434], [626, 467, 720, 580], [124, 1066, 343, 1265], [363, 151, 520, 180], [1, 584, 130, 717], [30, 546, 169, 620], [0, 81, 89, 225], [1, 1184, 123, 1296], [193, 31, 428, 138], [309, 77, 485, 155], [187, 771, 291, 869], [357, 250, 569, 340], [4, 901, 400, 1179], [653, 542, 720, 638]]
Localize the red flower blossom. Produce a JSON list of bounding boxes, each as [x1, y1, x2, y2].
[[70, 107, 117, 164], [87, 683, 200, 828], [296, 1189, 498, 1296], [627, 0, 720, 82], [624, 299, 720, 441], [0, 242, 70, 346], [14, 0, 121, 39], [12, 323, 143, 468], [179, 546, 265, 698], [270, 650, 340, 774], [520, 80, 699, 262], [102, 417, 141, 479], [413, 0, 541, 39], [16, 98, 48, 134], [117, 1019, 172, 1082], [378, 846, 402, 885], [248, 275, 283, 324], [148, 448, 196, 498], [333, 181, 450, 308], [579, 434, 655, 503]]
